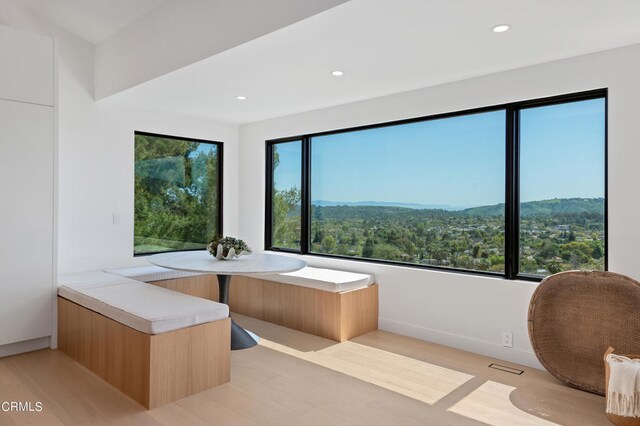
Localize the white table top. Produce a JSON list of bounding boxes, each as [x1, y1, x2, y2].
[[148, 251, 307, 275]]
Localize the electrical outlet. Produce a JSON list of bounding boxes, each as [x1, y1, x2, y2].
[[502, 331, 513, 348]]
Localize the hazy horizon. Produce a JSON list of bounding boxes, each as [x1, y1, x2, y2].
[[275, 98, 605, 206], [309, 196, 604, 211]]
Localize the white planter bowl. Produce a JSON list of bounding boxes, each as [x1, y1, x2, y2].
[[211, 244, 250, 260]]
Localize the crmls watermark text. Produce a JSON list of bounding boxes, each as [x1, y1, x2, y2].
[[1, 401, 43, 412]]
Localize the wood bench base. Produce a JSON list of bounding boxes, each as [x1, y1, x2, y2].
[[149, 275, 379, 342], [57, 296, 230, 409], [229, 277, 378, 342]]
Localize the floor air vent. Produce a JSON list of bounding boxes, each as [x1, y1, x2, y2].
[[488, 363, 524, 375]]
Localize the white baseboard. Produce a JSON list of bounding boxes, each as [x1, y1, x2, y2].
[[0, 337, 51, 357], [378, 318, 543, 369]]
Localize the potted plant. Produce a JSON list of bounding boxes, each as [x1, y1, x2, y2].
[[207, 235, 251, 260]]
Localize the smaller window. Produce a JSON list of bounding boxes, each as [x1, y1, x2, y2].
[[267, 140, 302, 251], [134, 132, 223, 255], [518, 98, 606, 276]]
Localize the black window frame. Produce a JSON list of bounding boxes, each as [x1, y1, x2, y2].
[[265, 89, 608, 281], [134, 130, 224, 257]]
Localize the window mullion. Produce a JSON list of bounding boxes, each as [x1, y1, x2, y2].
[[301, 137, 311, 254], [505, 106, 520, 279], [264, 143, 274, 250]]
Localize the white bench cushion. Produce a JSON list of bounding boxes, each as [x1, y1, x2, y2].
[[104, 265, 205, 282], [58, 273, 228, 335], [58, 270, 132, 289], [251, 266, 374, 293]]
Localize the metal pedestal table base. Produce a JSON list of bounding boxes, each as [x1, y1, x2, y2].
[[217, 274, 258, 350]]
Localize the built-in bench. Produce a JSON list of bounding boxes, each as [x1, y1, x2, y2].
[[108, 265, 379, 342], [231, 267, 378, 342], [57, 271, 230, 409], [105, 265, 218, 300]]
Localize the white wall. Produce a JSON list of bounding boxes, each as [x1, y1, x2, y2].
[[59, 57, 239, 274], [238, 43, 640, 368], [57, 104, 238, 273], [0, 3, 240, 275]]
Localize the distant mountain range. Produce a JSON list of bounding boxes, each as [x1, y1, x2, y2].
[[312, 200, 466, 210], [311, 198, 604, 217], [461, 197, 604, 217]]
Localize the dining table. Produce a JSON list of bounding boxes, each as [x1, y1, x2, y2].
[[148, 250, 307, 350]]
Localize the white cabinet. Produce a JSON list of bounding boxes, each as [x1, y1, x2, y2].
[[0, 25, 54, 106], [0, 100, 54, 345], [0, 24, 54, 347]]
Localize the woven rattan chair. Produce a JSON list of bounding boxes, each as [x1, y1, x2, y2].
[[528, 270, 640, 395]]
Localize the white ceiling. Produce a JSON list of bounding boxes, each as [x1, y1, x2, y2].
[[20, 0, 166, 44], [102, 0, 640, 124]]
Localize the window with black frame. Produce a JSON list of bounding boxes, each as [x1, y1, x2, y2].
[[518, 98, 606, 276], [134, 132, 223, 255], [265, 90, 607, 280], [266, 139, 302, 251], [310, 111, 506, 272]]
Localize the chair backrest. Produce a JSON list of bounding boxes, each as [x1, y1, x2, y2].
[[528, 270, 640, 395]]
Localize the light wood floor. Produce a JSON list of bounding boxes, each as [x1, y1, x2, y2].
[[0, 314, 608, 425]]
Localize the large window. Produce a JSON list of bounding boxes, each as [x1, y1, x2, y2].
[[134, 132, 223, 255], [265, 90, 607, 280], [310, 112, 506, 272]]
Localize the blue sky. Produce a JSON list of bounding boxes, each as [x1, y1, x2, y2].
[[519, 99, 605, 203], [274, 98, 605, 208]]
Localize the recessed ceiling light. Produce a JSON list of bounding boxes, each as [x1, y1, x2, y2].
[[236, 95, 247, 100], [331, 70, 344, 76], [492, 24, 510, 33]]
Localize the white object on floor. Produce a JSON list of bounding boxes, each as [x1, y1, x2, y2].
[[606, 353, 640, 417], [252, 266, 374, 293]]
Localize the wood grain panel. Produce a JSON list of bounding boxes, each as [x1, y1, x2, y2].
[[149, 317, 230, 408], [57, 296, 230, 409], [340, 284, 379, 341], [57, 297, 150, 406], [149, 275, 219, 301], [229, 277, 378, 342], [148, 275, 378, 342], [227, 276, 264, 317]]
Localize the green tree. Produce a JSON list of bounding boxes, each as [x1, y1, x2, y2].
[[350, 231, 358, 246], [134, 134, 220, 253], [362, 237, 375, 258], [591, 240, 604, 259], [520, 256, 538, 273], [373, 244, 402, 261], [270, 145, 302, 248], [272, 187, 301, 247], [547, 259, 563, 274], [322, 235, 336, 252]]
